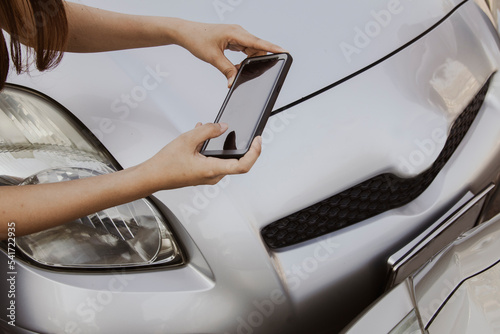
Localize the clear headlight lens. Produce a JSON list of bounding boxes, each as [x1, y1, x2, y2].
[[0, 86, 112, 178], [0, 85, 183, 269]]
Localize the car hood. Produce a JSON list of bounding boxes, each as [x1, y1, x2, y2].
[[7, 0, 496, 229], [64, 0, 465, 110]]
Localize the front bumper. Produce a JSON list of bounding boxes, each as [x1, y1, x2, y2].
[[343, 192, 500, 334]]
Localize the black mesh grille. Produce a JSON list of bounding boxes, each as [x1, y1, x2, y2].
[[261, 78, 491, 249]]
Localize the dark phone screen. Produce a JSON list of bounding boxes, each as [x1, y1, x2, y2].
[[204, 57, 284, 151]]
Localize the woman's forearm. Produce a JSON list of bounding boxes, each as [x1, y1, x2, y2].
[[64, 2, 184, 52], [62, 2, 286, 86], [0, 165, 152, 239]]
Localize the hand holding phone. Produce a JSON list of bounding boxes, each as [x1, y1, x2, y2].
[[201, 53, 292, 159]]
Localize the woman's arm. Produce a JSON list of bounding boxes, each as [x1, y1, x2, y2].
[[64, 2, 286, 86], [63, 3, 183, 52], [0, 123, 262, 239], [1, 1, 286, 86]]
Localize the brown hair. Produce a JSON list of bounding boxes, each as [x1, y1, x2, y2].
[[0, 0, 68, 90]]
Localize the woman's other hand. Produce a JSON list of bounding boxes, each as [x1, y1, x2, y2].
[[173, 21, 287, 87], [138, 122, 262, 191]]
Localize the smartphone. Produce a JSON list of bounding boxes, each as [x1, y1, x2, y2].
[[201, 53, 292, 159]]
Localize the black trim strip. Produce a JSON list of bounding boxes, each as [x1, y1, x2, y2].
[[270, 0, 469, 117]]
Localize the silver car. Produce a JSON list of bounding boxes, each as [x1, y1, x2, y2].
[[1, 0, 500, 333]]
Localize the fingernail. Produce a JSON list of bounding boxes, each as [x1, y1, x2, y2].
[[219, 122, 229, 131], [228, 76, 235, 88], [274, 45, 288, 53]]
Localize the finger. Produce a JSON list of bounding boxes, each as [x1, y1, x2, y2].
[[228, 73, 237, 88], [227, 44, 268, 58], [225, 64, 238, 88], [193, 124, 229, 152], [231, 30, 287, 54], [187, 122, 228, 147], [243, 49, 268, 58], [194, 122, 205, 151], [208, 51, 238, 87], [227, 63, 243, 88], [228, 136, 262, 174]]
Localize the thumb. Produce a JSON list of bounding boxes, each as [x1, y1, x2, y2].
[[189, 122, 228, 146], [226, 70, 237, 88], [211, 53, 238, 87]]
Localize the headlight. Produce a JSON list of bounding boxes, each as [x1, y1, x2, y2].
[[0, 85, 184, 269]]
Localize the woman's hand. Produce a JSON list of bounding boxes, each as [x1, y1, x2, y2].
[[138, 123, 262, 191], [173, 21, 287, 87]]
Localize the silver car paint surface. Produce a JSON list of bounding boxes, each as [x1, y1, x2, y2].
[[343, 210, 500, 334], [2, 0, 500, 333]]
